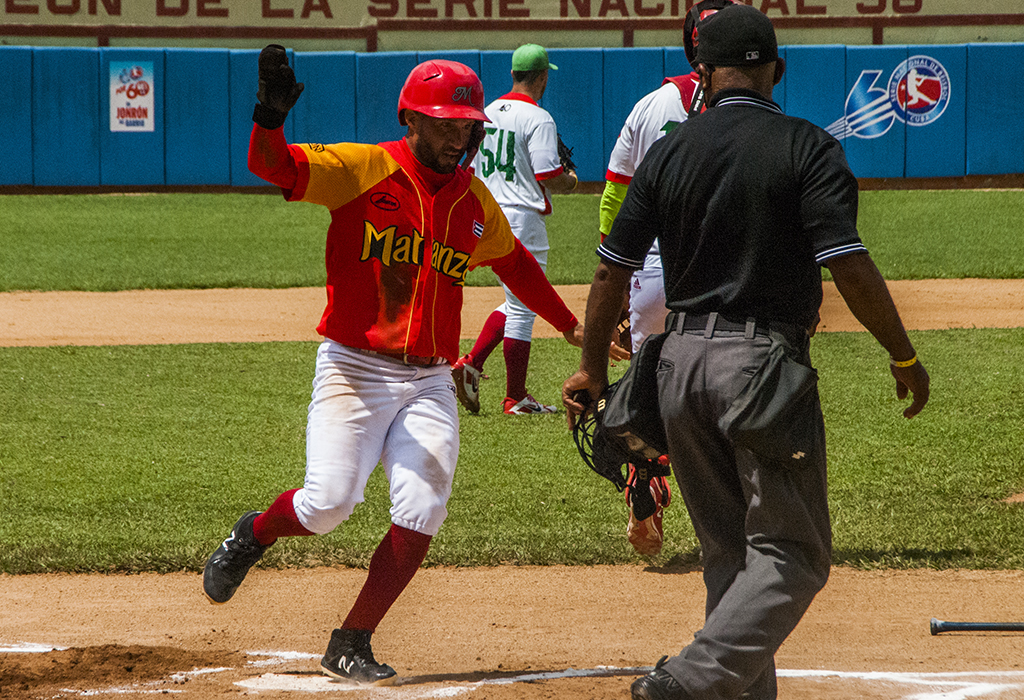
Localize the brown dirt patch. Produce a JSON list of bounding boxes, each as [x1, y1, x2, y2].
[[2, 279, 1023, 347], [2, 567, 1024, 699], [0, 645, 245, 698], [3, 280, 1024, 699]]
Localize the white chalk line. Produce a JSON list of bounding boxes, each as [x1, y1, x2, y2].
[[237, 658, 1024, 699], [0, 641, 67, 653], [236, 664, 650, 696], [55, 667, 232, 696], [5, 645, 1024, 699], [778, 669, 1024, 700]]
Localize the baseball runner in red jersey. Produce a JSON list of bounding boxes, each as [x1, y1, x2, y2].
[[202, 50, 585, 686], [453, 44, 588, 416], [600, 0, 736, 558]]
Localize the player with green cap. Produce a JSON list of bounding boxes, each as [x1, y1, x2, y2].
[[453, 44, 604, 415]]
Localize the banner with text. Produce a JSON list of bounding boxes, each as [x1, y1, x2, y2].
[[109, 60, 154, 132], [4, 0, 1023, 24]]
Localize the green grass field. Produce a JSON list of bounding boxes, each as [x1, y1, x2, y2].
[[4, 189, 1024, 292], [1, 190, 1023, 574], [2, 331, 1024, 574]]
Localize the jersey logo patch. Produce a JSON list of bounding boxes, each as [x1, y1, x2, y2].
[[473, 221, 484, 238], [826, 55, 950, 140], [310, 144, 325, 153], [431, 240, 471, 286], [361, 222, 424, 267], [360, 221, 471, 286], [371, 192, 401, 211]]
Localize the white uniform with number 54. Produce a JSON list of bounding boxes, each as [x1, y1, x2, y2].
[[471, 92, 564, 340]]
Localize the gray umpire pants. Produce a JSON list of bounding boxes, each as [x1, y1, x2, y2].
[[656, 314, 832, 700]]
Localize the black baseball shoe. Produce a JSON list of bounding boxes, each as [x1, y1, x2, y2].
[[631, 656, 691, 700], [321, 628, 398, 685], [203, 511, 269, 604]]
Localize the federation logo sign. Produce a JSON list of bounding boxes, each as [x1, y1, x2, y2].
[[890, 56, 950, 126], [826, 55, 950, 140]]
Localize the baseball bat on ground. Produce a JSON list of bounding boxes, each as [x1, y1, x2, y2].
[[930, 617, 1024, 635]]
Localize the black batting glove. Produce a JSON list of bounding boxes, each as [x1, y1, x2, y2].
[[253, 44, 304, 130]]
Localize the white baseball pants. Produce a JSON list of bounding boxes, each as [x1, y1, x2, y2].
[[291, 340, 459, 537], [499, 205, 548, 342], [629, 266, 670, 349]]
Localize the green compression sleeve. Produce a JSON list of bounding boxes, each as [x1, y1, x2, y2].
[[598, 180, 629, 238]]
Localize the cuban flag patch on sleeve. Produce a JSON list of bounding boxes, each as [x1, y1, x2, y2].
[[473, 221, 484, 238]]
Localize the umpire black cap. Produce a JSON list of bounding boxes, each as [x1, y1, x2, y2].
[[694, 3, 778, 68]]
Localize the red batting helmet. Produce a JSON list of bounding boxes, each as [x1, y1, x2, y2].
[[397, 60, 489, 126], [683, 0, 739, 69]]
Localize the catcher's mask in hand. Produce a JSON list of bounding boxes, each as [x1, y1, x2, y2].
[[571, 388, 670, 493], [571, 390, 627, 491]]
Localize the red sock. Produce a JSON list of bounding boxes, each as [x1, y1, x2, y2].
[[467, 310, 506, 371], [252, 488, 315, 545], [503, 337, 531, 402], [342, 524, 432, 632]]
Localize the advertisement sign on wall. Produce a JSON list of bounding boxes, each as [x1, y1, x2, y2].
[[109, 61, 154, 132], [828, 54, 950, 140]]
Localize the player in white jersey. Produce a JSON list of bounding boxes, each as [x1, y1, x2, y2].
[[599, 0, 737, 557], [601, 75, 699, 350], [455, 44, 581, 416]]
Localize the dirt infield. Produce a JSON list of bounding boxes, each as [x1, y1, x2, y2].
[[2, 280, 1024, 700], [4, 567, 1024, 699], [2, 279, 1024, 347]]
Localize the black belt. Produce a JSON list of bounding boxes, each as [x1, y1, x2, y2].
[[666, 311, 771, 338]]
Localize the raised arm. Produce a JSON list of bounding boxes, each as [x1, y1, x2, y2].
[[248, 44, 305, 190], [249, 125, 298, 189]]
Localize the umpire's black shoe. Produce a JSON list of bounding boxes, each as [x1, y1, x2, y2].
[[631, 657, 691, 700], [203, 511, 269, 604], [321, 628, 398, 685]]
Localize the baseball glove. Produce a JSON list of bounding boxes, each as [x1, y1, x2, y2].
[[253, 44, 304, 130], [556, 133, 577, 173]]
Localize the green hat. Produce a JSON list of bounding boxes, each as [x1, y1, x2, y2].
[[512, 44, 557, 71]]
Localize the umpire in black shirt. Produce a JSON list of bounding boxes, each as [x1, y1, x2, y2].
[[563, 5, 930, 700]]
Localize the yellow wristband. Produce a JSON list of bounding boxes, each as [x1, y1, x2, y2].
[[570, 173, 578, 191], [890, 354, 918, 368]]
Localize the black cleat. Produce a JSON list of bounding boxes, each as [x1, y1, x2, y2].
[[203, 511, 269, 604], [321, 628, 398, 685], [631, 657, 691, 700]]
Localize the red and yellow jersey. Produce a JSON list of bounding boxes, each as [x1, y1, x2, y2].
[[286, 138, 516, 363]]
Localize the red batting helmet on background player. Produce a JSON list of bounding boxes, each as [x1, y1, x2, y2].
[[684, 0, 739, 69], [398, 60, 490, 125]]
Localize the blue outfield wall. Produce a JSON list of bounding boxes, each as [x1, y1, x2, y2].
[[1, 44, 1021, 187], [165, 49, 231, 186], [1, 46, 33, 186]]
